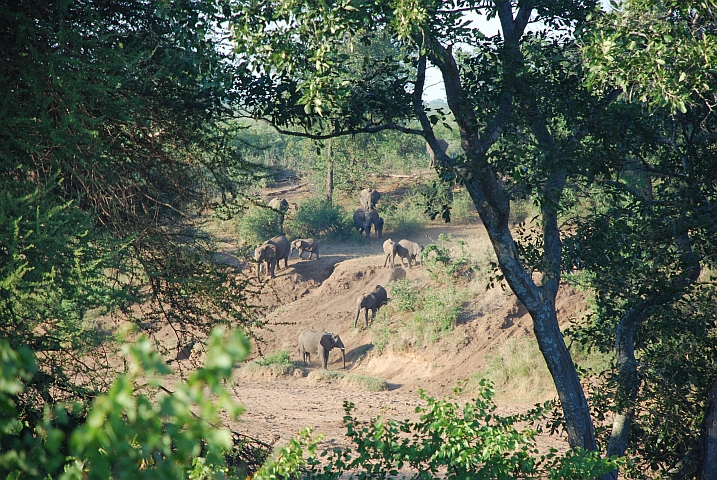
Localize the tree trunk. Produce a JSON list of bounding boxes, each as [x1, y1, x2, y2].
[[415, 2, 600, 451], [326, 137, 334, 205], [699, 377, 717, 480], [605, 307, 647, 479]]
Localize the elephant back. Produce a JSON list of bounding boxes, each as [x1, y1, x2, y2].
[[268, 234, 290, 257], [268, 197, 289, 213], [359, 188, 380, 210], [386, 267, 406, 283], [353, 208, 366, 227]]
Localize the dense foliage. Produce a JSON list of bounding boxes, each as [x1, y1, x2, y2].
[[1, 0, 267, 475]]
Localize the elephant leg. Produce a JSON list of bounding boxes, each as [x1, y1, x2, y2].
[[318, 346, 327, 369], [322, 347, 330, 369]]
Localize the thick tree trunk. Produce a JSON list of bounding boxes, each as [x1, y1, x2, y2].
[[415, 2, 600, 452], [698, 377, 717, 480], [326, 138, 334, 205], [605, 307, 646, 478]]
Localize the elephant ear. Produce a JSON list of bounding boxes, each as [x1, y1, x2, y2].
[[319, 334, 332, 349]]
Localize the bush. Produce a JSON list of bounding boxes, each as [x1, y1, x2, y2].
[[285, 197, 353, 240], [255, 349, 294, 367], [423, 233, 475, 282], [450, 188, 477, 222], [380, 194, 427, 237], [411, 287, 464, 344], [236, 206, 283, 246], [388, 279, 419, 312]]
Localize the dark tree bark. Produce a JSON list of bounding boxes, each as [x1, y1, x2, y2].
[[326, 137, 334, 205], [699, 377, 717, 480], [414, 1, 602, 451]]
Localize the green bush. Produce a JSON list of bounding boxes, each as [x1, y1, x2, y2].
[[285, 197, 353, 240], [411, 287, 464, 344], [451, 189, 477, 222], [423, 233, 475, 282], [388, 279, 419, 312], [255, 349, 294, 367], [236, 206, 283, 246], [0, 329, 258, 480], [380, 195, 427, 237]]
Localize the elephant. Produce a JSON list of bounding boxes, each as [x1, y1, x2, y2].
[[355, 285, 388, 328], [267, 197, 289, 213], [255, 234, 291, 280], [267, 197, 289, 230], [385, 267, 406, 283], [291, 238, 319, 260], [266, 234, 291, 269], [382, 238, 397, 268], [353, 208, 384, 239], [297, 329, 346, 369], [359, 188, 381, 211], [396, 239, 423, 267], [426, 138, 449, 169], [253, 242, 277, 280]]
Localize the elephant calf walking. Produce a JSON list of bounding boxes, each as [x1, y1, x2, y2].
[[396, 239, 424, 267], [383, 239, 397, 268], [297, 329, 346, 369], [355, 285, 388, 328], [291, 238, 320, 260]]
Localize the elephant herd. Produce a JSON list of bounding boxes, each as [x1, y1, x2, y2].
[[253, 189, 426, 370], [253, 234, 319, 280], [353, 188, 384, 239]]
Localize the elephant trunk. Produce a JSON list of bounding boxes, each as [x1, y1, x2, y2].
[[341, 348, 346, 369]]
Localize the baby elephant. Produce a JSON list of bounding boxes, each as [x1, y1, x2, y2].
[[385, 267, 406, 283], [297, 329, 345, 369], [291, 238, 320, 260], [382, 238, 397, 268], [396, 239, 424, 267], [355, 285, 388, 328]]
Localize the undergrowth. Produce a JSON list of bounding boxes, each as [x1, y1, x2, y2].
[[466, 336, 614, 401], [285, 196, 354, 240], [380, 194, 427, 237], [255, 349, 294, 367]]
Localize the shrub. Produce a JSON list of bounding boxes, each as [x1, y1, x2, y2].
[[255, 349, 294, 367], [236, 206, 283, 246], [388, 279, 419, 312], [411, 287, 464, 344], [285, 197, 353, 240], [423, 233, 475, 282], [380, 195, 426, 237], [451, 189, 477, 222]]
